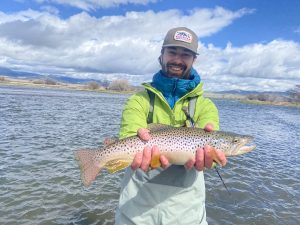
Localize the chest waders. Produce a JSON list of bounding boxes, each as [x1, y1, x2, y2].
[[116, 90, 209, 225]]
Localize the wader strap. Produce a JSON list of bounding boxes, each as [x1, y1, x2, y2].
[[146, 89, 198, 125], [184, 96, 197, 127], [147, 89, 155, 124], [188, 97, 197, 122]]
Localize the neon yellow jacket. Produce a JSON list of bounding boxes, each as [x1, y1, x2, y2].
[[119, 82, 219, 138], [115, 82, 219, 225]]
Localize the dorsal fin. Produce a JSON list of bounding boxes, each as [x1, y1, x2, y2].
[[147, 123, 173, 133], [103, 137, 118, 146]]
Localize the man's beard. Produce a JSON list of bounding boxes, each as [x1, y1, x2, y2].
[[162, 62, 189, 78]]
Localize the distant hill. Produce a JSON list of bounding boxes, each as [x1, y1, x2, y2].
[[0, 67, 43, 79], [0, 67, 109, 86], [47, 75, 110, 87]]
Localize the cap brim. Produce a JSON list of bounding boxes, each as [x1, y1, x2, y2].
[[162, 44, 199, 55]]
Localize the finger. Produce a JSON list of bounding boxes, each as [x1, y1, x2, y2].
[[204, 145, 213, 169], [215, 150, 227, 167], [131, 151, 143, 170], [160, 155, 170, 169], [195, 148, 204, 171], [137, 128, 151, 141], [204, 123, 214, 132], [184, 159, 195, 170], [140, 146, 152, 172]]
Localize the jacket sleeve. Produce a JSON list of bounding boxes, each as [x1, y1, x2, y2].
[[119, 91, 150, 139], [194, 97, 220, 131]]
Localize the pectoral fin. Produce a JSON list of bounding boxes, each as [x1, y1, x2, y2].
[[105, 159, 131, 173]]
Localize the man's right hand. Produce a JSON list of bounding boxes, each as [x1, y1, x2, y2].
[[131, 128, 170, 171]]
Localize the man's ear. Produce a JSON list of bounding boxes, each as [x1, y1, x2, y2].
[[193, 56, 197, 63], [158, 55, 163, 66]]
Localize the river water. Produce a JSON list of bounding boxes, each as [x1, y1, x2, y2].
[[0, 86, 299, 225]]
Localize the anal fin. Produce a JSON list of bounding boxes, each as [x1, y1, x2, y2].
[[105, 159, 131, 173]]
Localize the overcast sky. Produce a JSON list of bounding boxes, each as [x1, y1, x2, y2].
[[0, 0, 300, 91]]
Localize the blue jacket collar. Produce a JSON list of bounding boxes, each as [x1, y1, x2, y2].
[[151, 68, 201, 108]]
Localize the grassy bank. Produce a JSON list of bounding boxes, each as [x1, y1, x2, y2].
[[0, 76, 135, 94], [240, 99, 300, 107], [1, 75, 299, 107]]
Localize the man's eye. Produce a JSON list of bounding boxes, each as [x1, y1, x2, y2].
[[183, 54, 192, 58]]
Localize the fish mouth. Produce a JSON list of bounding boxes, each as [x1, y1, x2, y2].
[[238, 144, 256, 154], [232, 136, 256, 155]]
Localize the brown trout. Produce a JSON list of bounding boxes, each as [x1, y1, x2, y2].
[[74, 125, 256, 187]]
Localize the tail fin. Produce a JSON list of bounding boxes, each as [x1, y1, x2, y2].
[[74, 149, 102, 187]]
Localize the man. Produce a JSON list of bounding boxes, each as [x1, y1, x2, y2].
[[115, 27, 227, 225]]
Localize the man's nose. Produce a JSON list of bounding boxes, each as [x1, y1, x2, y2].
[[173, 53, 183, 61]]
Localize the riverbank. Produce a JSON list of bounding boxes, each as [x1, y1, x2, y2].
[[0, 76, 135, 94], [240, 99, 300, 107], [1, 75, 299, 107]]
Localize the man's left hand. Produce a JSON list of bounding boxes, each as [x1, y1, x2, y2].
[[184, 123, 227, 171]]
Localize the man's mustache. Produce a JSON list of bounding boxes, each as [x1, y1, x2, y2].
[[166, 63, 187, 70]]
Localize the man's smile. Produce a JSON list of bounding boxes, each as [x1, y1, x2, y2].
[[167, 63, 186, 74]]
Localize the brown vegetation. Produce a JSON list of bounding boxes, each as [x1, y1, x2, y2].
[[108, 79, 132, 91], [246, 85, 300, 104], [244, 85, 300, 107], [86, 81, 100, 90], [247, 93, 288, 102], [32, 78, 58, 85], [0, 76, 137, 93], [287, 84, 300, 103]]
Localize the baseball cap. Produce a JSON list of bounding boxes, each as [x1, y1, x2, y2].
[[162, 27, 198, 55]]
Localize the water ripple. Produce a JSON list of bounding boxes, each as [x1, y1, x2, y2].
[[0, 87, 299, 225]]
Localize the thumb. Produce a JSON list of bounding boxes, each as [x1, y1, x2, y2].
[[137, 128, 151, 141], [204, 123, 214, 132]]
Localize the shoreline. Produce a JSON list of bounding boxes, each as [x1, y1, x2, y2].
[[1, 76, 299, 107], [0, 76, 135, 95]]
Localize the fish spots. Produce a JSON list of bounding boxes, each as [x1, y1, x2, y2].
[[94, 127, 253, 162]]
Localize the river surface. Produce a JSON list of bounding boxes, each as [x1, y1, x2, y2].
[[0, 86, 299, 225]]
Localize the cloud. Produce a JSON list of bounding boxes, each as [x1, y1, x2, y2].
[[0, 7, 250, 71], [40, 5, 60, 15], [35, 0, 158, 10], [0, 7, 299, 92], [195, 40, 300, 91]]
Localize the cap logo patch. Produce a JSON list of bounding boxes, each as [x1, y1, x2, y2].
[[174, 30, 193, 43]]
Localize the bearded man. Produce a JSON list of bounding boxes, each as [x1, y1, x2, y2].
[[115, 27, 227, 225]]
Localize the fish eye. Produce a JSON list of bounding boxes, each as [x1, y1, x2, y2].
[[233, 138, 239, 143]]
